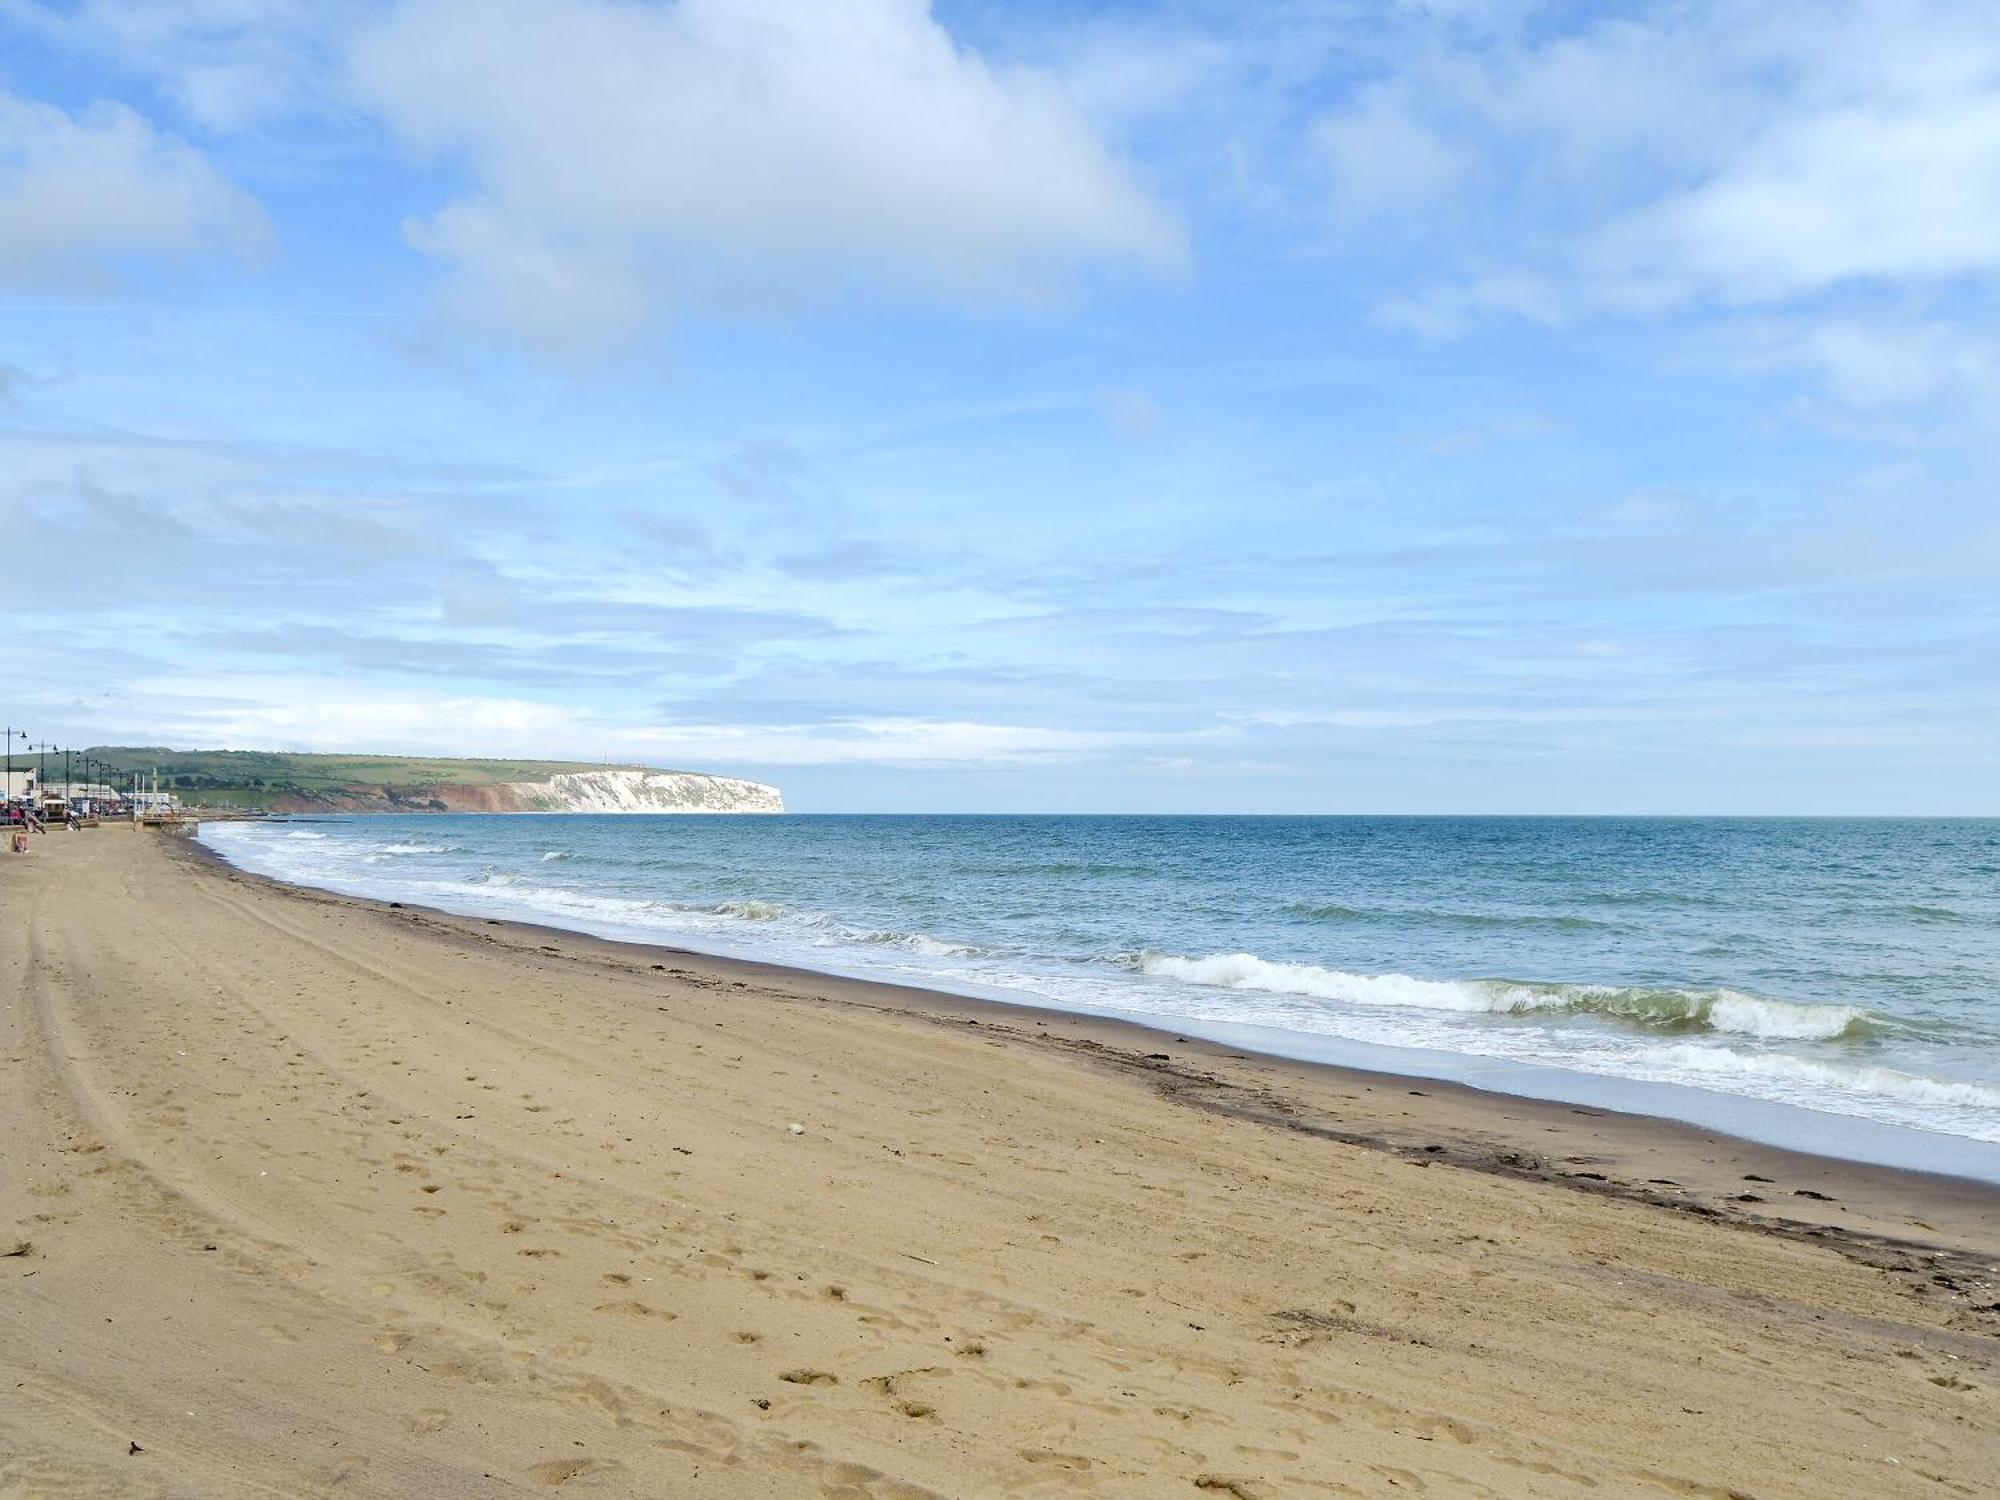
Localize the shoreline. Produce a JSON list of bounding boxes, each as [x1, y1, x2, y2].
[[181, 833, 2000, 1280], [193, 812, 2000, 1185], [7, 826, 1997, 1497], [193, 821, 2000, 1190]]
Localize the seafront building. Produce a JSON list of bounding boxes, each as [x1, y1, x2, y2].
[[51, 783, 128, 812], [5, 778, 144, 821]]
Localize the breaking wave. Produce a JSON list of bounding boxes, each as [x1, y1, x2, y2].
[[709, 899, 790, 921], [1134, 952, 1872, 1040], [1655, 1045, 2000, 1112], [376, 842, 453, 855], [541, 850, 573, 862], [857, 928, 975, 957], [700, 898, 974, 956]]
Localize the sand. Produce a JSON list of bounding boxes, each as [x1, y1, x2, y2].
[[3, 826, 1996, 1498]]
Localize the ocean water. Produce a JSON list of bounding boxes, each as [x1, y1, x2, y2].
[[200, 814, 2000, 1173]]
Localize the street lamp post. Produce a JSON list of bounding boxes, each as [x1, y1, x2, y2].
[[3, 728, 24, 804], [28, 742, 54, 808]]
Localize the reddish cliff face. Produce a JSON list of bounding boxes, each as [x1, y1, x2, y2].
[[432, 784, 530, 812], [247, 783, 533, 814]]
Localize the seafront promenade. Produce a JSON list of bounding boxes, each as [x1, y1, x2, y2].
[[3, 828, 1996, 1497]]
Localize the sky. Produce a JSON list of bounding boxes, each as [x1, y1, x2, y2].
[[2, 0, 1997, 813]]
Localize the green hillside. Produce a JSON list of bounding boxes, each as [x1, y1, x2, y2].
[[82, 747, 645, 810]]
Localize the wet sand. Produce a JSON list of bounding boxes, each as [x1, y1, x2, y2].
[[3, 825, 1996, 1497]]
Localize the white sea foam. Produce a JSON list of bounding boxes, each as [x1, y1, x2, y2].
[[434, 880, 660, 925], [541, 850, 572, 861], [283, 829, 327, 840], [1655, 1045, 2000, 1111], [1136, 952, 1870, 1040], [859, 928, 974, 957], [377, 842, 452, 854], [702, 898, 972, 956]]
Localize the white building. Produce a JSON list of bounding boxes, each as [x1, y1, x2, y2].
[[2, 768, 37, 801]]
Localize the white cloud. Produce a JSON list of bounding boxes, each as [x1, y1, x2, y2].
[[120, 683, 1218, 768], [1312, 86, 1473, 221], [1705, 317, 2000, 409], [0, 86, 268, 285], [1311, 2, 2000, 334], [3, 0, 337, 130], [622, 717, 1203, 767], [1594, 96, 2000, 308], [346, 0, 1183, 355], [159, 684, 580, 751]]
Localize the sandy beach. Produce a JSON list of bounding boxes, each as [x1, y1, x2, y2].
[[3, 826, 1996, 1498]]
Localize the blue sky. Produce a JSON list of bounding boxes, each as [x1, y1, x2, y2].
[[3, 0, 1997, 812]]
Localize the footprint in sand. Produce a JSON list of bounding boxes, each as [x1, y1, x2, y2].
[[592, 1300, 671, 1319], [528, 1457, 609, 1486], [1193, 1477, 1265, 1500], [1018, 1449, 1094, 1471], [303, 1457, 371, 1494]]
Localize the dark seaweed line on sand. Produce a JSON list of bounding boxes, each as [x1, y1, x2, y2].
[[171, 835, 1999, 1340], [994, 1020, 2000, 1337]]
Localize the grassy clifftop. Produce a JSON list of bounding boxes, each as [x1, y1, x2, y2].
[[83, 747, 650, 810]]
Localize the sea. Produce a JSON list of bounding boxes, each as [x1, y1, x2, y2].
[[199, 814, 2000, 1180]]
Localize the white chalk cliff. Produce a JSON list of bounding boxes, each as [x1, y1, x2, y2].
[[502, 769, 783, 814]]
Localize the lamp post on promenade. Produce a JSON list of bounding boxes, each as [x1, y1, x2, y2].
[[4, 728, 24, 802], [29, 742, 54, 807]]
